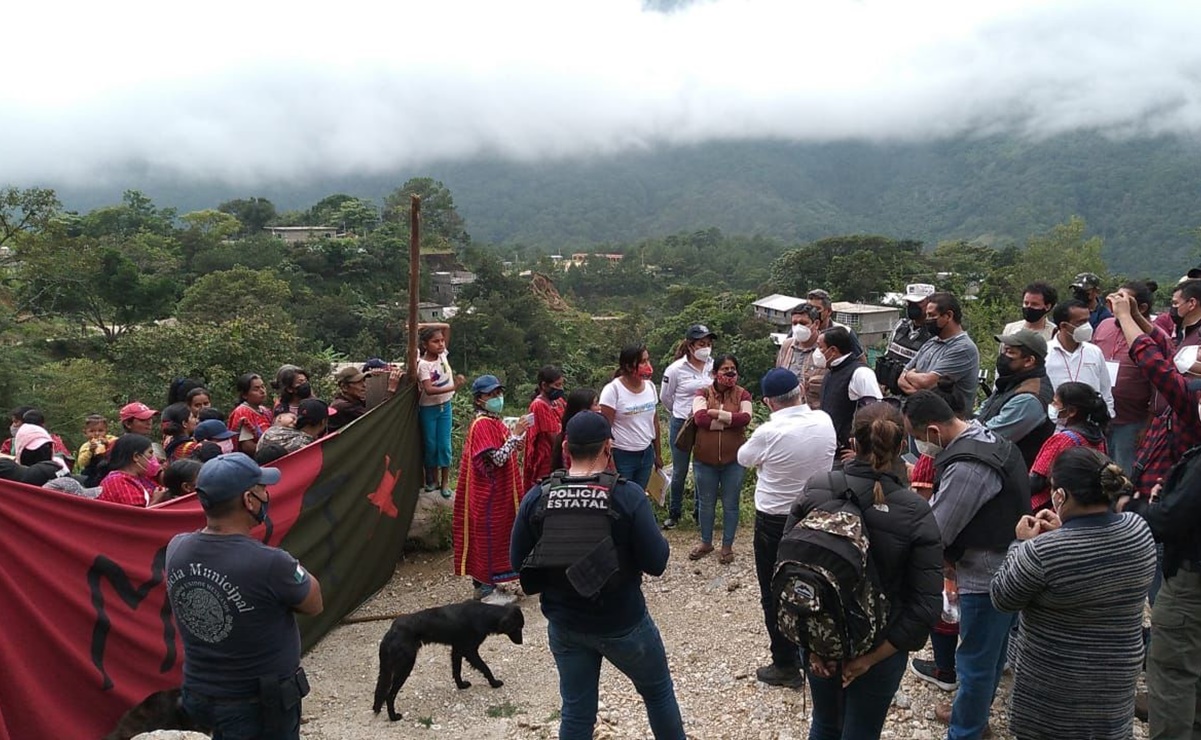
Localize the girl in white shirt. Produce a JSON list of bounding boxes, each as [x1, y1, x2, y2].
[[659, 324, 717, 527], [599, 344, 662, 489], [417, 323, 467, 497]]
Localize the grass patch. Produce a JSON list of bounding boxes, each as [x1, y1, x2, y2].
[[486, 701, 522, 718], [417, 716, 434, 728], [546, 710, 562, 722]]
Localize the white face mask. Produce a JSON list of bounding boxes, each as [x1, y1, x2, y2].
[[1072, 322, 1094, 344], [792, 324, 812, 343], [914, 427, 944, 458], [1047, 404, 1060, 423], [914, 439, 942, 458], [1174, 345, 1200, 375], [811, 348, 828, 369], [693, 347, 712, 362]]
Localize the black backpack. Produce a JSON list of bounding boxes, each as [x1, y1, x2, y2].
[[771, 472, 890, 660]]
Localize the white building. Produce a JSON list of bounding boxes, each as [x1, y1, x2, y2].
[[752, 294, 806, 329]]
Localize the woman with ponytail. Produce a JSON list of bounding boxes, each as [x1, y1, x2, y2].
[[1028, 381, 1110, 511], [992, 446, 1155, 740], [787, 402, 943, 738]]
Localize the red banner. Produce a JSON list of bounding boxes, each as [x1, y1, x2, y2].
[[0, 389, 423, 740]]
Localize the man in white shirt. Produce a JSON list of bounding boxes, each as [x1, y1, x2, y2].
[[737, 368, 836, 689], [1046, 299, 1116, 418], [815, 326, 883, 457]]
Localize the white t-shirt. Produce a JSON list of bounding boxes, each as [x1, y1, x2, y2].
[[1045, 338, 1116, 418], [416, 351, 455, 406], [599, 378, 658, 452], [737, 404, 836, 515]]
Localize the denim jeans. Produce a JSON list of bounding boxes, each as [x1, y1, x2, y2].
[[612, 446, 654, 490], [182, 688, 301, 740], [754, 511, 799, 668], [1106, 421, 1146, 476], [949, 593, 1015, 740], [693, 460, 745, 548], [667, 416, 693, 520], [547, 612, 685, 740], [806, 650, 909, 740], [418, 401, 453, 469]]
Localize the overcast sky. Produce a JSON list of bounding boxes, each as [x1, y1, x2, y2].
[[4, 0, 1200, 186]]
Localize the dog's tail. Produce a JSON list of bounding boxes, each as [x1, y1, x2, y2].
[[372, 639, 392, 714]]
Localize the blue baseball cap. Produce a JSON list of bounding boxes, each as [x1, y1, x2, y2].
[[565, 411, 612, 445], [194, 418, 235, 442], [471, 374, 504, 396], [761, 367, 800, 398], [196, 453, 282, 506]]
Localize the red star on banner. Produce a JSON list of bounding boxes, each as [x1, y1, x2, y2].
[[367, 455, 400, 518]]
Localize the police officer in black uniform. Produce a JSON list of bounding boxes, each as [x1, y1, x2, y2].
[[877, 283, 935, 395], [510, 411, 685, 740]]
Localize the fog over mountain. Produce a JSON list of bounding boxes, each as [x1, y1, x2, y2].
[[4, 0, 1201, 186]]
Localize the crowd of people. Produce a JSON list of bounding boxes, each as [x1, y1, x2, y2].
[[10, 272, 1201, 740]]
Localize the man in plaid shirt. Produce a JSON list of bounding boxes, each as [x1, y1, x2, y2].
[[1109, 289, 1201, 495]]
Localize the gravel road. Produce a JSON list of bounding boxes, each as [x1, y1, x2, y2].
[[299, 530, 1150, 740]]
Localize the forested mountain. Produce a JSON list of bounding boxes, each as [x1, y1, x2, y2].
[[51, 132, 1201, 276]]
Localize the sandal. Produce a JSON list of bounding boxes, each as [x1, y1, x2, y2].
[[718, 548, 735, 565], [688, 543, 714, 560]]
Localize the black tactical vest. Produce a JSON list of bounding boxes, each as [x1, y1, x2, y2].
[[932, 435, 1031, 561], [520, 471, 624, 600]]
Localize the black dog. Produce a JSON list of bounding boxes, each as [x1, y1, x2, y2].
[[103, 688, 208, 740], [372, 600, 524, 721]]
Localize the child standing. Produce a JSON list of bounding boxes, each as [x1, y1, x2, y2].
[[416, 323, 466, 498], [453, 375, 529, 604]]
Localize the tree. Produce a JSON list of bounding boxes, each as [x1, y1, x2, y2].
[[23, 358, 120, 449], [14, 232, 180, 341], [771, 235, 924, 301], [217, 197, 277, 235], [79, 190, 176, 238], [0, 187, 60, 250], [109, 318, 326, 409], [176, 266, 292, 325], [382, 178, 470, 251]]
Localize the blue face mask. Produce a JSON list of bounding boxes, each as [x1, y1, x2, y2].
[[484, 396, 505, 414]]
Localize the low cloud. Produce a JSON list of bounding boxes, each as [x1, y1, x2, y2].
[[3, 0, 1200, 186]]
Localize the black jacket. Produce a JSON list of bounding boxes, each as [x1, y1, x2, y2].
[[786, 459, 943, 652]]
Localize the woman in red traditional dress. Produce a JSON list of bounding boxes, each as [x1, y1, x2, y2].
[[453, 374, 531, 604], [522, 365, 567, 492], [226, 372, 273, 455]]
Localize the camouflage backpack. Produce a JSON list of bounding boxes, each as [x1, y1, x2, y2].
[[771, 471, 890, 661]]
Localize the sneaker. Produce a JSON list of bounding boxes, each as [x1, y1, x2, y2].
[[662, 517, 679, 530], [755, 663, 805, 689], [473, 584, 495, 600], [440, 488, 453, 499], [481, 590, 517, 606], [910, 658, 959, 691]]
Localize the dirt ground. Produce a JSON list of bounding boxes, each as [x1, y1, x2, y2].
[[299, 530, 1150, 740]]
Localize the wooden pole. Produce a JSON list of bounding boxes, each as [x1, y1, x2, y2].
[[406, 195, 421, 382]]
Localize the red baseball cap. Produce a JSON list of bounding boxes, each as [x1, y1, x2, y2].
[[119, 402, 158, 421]]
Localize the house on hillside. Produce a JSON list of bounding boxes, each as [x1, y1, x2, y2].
[[431, 271, 476, 305], [831, 302, 900, 347], [264, 226, 341, 243], [753, 294, 806, 330]]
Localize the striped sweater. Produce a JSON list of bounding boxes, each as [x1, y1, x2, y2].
[[991, 512, 1155, 740]]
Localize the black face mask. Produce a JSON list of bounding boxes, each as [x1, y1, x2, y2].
[[250, 493, 270, 525], [1022, 306, 1049, 324], [1171, 306, 1185, 326], [294, 382, 313, 399], [906, 303, 925, 321], [547, 388, 566, 401], [995, 355, 1019, 378], [1072, 289, 1090, 304], [924, 318, 943, 337]]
